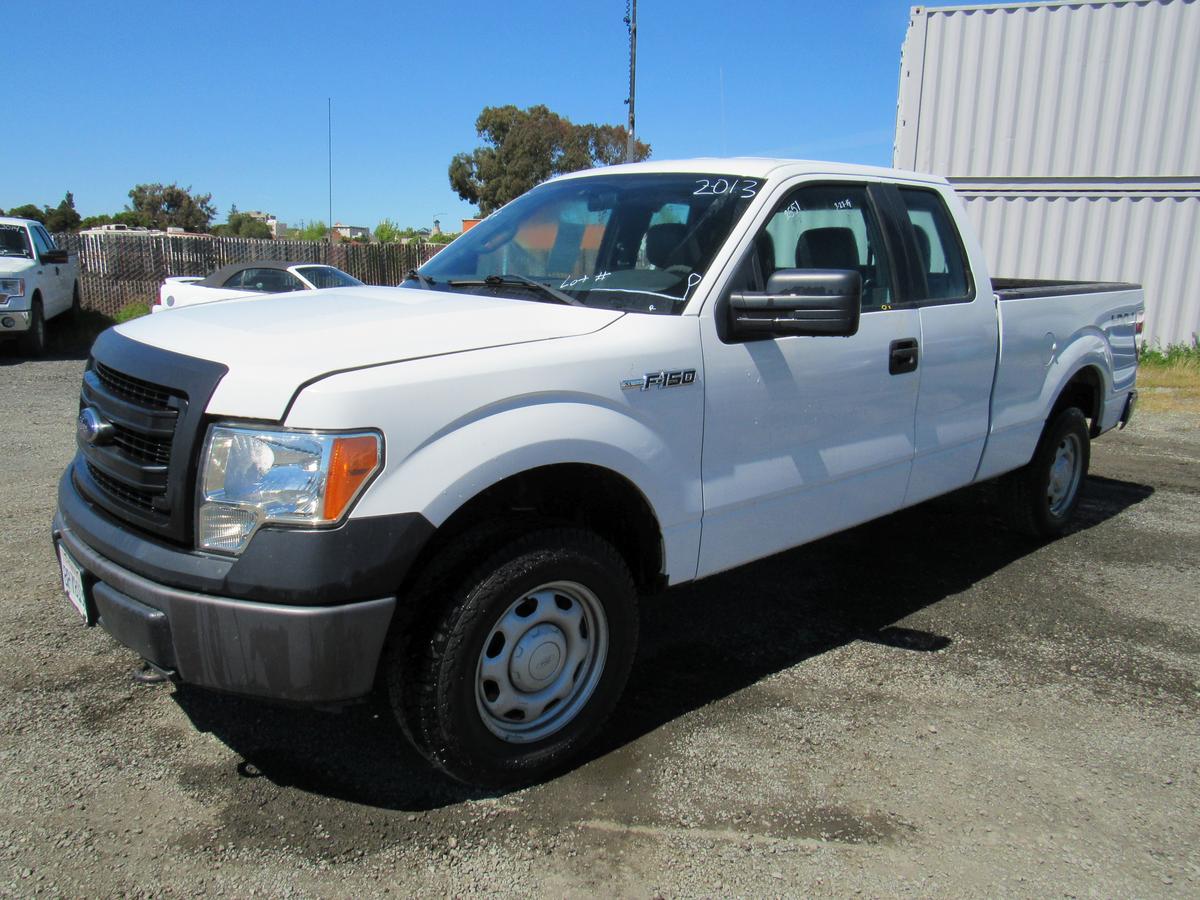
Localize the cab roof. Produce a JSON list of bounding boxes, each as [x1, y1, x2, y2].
[[552, 157, 950, 186]]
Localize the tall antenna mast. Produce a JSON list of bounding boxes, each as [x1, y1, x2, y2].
[[327, 97, 333, 246], [625, 0, 637, 162]]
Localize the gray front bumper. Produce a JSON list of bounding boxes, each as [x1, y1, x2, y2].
[[53, 515, 396, 704], [0, 309, 31, 334]]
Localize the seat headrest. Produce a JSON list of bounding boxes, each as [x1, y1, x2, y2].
[[645, 223, 690, 269], [755, 232, 775, 279], [913, 225, 932, 271], [795, 227, 860, 270]]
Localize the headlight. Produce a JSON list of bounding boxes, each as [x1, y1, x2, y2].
[[198, 425, 382, 554], [0, 278, 24, 299]]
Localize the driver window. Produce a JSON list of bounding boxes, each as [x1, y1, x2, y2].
[[757, 185, 893, 312]]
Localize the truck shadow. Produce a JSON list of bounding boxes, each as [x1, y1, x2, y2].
[[172, 474, 1152, 811]]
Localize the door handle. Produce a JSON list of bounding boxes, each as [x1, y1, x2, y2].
[[889, 338, 919, 375]]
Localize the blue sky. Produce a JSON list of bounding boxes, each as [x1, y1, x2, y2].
[[4, 0, 915, 231]]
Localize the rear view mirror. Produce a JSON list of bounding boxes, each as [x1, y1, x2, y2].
[[729, 269, 861, 338], [40, 249, 69, 265]]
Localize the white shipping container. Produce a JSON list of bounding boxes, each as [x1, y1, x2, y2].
[[895, 0, 1200, 346], [894, 0, 1200, 183]]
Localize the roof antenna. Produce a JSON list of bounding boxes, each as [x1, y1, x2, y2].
[[624, 0, 637, 162]]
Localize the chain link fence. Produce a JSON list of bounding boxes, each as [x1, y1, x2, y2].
[[52, 232, 446, 316]]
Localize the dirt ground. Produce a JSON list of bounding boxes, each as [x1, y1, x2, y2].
[[1, 350, 1196, 898]]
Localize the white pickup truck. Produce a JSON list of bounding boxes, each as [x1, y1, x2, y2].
[[52, 158, 1141, 786], [0, 216, 81, 355]]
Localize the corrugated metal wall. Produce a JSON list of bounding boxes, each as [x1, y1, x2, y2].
[[960, 192, 1200, 344], [895, 0, 1200, 346]]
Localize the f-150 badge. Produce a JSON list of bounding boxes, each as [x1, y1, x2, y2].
[[621, 369, 697, 391]]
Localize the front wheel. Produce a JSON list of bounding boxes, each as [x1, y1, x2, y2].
[[19, 298, 45, 357], [1000, 406, 1090, 539], [390, 528, 639, 787]]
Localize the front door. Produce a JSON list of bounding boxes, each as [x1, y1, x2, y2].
[[697, 181, 920, 578]]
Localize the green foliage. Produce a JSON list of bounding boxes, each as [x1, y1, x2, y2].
[[374, 218, 402, 243], [127, 183, 217, 231], [427, 231, 459, 244], [43, 192, 82, 232], [449, 104, 651, 215], [114, 301, 151, 323], [290, 220, 329, 241], [1138, 339, 1200, 369], [213, 205, 273, 239], [5, 203, 46, 223], [79, 210, 150, 230]]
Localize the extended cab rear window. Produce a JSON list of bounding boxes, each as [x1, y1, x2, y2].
[[898, 188, 973, 302]]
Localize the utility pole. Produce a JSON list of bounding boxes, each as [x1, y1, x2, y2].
[[625, 0, 637, 162], [327, 97, 333, 247]]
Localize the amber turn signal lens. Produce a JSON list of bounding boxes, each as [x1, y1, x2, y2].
[[323, 435, 381, 520]]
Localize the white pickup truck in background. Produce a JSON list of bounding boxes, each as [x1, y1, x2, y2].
[[52, 158, 1142, 787], [0, 216, 81, 355], [153, 261, 363, 313]]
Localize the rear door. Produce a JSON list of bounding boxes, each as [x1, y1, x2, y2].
[[697, 179, 921, 578], [30, 225, 69, 315], [885, 185, 997, 504]]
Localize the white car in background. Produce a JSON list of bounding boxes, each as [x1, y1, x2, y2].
[[153, 261, 363, 313]]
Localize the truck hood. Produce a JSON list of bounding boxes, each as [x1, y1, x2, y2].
[[0, 257, 35, 275], [115, 285, 624, 419]]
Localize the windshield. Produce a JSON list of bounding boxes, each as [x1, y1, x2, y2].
[[296, 266, 363, 289], [0, 224, 32, 258], [416, 172, 763, 314]]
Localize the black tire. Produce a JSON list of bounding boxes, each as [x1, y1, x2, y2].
[[1000, 406, 1090, 539], [19, 297, 46, 357], [389, 527, 639, 787], [70, 281, 82, 317]]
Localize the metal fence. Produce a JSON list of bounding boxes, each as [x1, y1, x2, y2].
[[52, 232, 446, 316]]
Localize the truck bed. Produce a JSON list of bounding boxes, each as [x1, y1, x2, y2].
[[975, 278, 1143, 482], [992, 278, 1141, 301]]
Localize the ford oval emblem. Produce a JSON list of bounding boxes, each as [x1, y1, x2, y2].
[[77, 407, 115, 446]]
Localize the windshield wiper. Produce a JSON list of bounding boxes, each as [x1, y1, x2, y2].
[[405, 269, 435, 289], [448, 273, 584, 306]]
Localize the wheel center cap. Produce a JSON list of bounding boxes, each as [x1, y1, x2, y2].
[[510, 623, 566, 692]]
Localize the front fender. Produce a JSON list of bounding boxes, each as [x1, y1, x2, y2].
[[353, 397, 702, 583]]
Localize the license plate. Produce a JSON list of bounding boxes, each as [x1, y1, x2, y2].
[[57, 544, 89, 623]]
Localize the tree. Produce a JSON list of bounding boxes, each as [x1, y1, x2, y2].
[[290, 220, 329, 241], [5, 203, 46, 223], [374, 218, 402, 243], [43, 192, 82, 233], [127, 183, 217, 231], [448, 105, 651, 215]]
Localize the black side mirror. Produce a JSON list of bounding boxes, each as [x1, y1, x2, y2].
[[729, 269, 861, 338], [40, 248, 68, 265]]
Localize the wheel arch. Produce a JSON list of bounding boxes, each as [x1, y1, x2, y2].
[[401, 462, 667, 598]]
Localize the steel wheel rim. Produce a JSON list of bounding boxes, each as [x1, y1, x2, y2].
[[475, 580, 608, 744], [1047, 432, 1083, 516]]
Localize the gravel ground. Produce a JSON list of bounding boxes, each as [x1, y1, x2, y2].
[[1, 350, 1197, 898]]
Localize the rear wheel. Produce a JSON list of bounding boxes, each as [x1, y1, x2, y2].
[[19, 298, 45, 357], [1000, 406, 1090, 539], [70, 281, 82, 317], [389, 527, 638, 787]]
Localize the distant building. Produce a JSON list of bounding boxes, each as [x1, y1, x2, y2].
[[333, 222, 370, 240], [244, 210, 286, 238], [462, 218, 482, 232]]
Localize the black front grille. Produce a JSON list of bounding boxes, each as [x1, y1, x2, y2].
[[73, 330, 227, 545], [86, 461, 157, 511], [95, 361, 173, 410], [111, 422, 173, 465]]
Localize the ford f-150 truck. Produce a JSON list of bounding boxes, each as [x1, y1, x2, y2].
[[51, 158, 1142, 786], [1, 217, 81, 355]]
